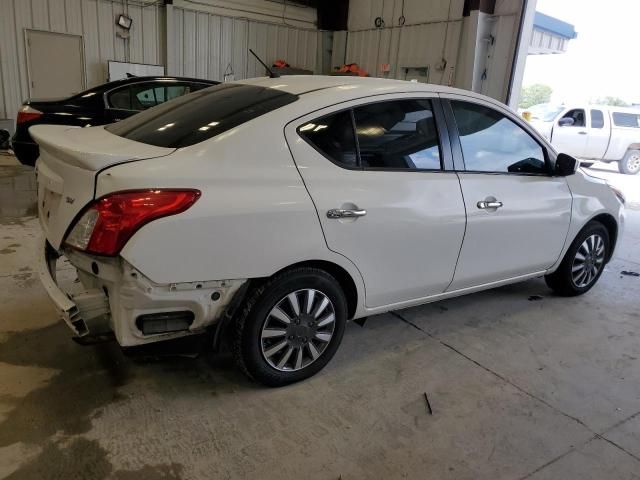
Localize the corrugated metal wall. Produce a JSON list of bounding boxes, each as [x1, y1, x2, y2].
[[0, 0, 162, 120], [343, 21, 463, 81], [170, 6, 322, 80]]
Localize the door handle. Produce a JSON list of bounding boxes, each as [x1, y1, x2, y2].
[[578, 131, 587, 135], [327, 208, 367, 219], [477, 200, 503, 209]]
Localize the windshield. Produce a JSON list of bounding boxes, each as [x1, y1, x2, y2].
[[526, 104, 564, 122], [106, 83, 298, 148]]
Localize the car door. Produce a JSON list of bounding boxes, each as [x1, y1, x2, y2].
[[285, 95, 467, 308], [551, 108, 588, 157], [442, 97, 572, 290], [584, 108, 610, 159]]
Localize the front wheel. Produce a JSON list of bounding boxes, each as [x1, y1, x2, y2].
[[618, 150, 640, 175], [232, 268, 347, 387], [545, 221, 610, 296]]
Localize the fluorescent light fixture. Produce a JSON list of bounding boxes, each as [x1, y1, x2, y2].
[[117, 14, 133, 30]]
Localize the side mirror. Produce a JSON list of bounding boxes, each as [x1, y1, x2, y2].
[[558, 117, 574, 127], [555, 153, 578, 176]]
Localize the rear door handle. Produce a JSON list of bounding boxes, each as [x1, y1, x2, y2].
[[477, 201, 503, 209], [578, 131, 587, 135], [327, 208, 367, 219]]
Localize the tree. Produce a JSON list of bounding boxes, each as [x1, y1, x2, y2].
[[519, 84, 553, 109], [594, 96, 629, 107]]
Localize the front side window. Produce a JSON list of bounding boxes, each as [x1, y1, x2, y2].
[[451, 101, 547, 174], [560, 109, 586, 127], [612, 112, 640, 128], [131, 84, 159, 110], [590, 109, 604, 129], [106, 83, 298, 148], [353, 99, 441, 170]]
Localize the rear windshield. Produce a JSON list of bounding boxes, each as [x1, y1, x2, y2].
[[106, 83, 298, 148], [612, 112, 640, 128]]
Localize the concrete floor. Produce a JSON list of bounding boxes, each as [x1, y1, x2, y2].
[[1, 153, 639, 479]]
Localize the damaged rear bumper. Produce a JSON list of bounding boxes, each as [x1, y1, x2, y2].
[[38, 238, 246, 347], [38, 239, 104, 337]]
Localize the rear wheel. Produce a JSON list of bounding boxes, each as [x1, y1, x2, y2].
[[545, 221, 610, 296], [618, 150, 640, 175], [232, 268, 347, 387]]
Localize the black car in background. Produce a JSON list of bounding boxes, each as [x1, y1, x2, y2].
[[11, 76, 218, 166]]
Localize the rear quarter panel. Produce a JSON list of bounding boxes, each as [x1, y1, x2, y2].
[[96, 110, 366, 307], [604, 127, 640, 160]]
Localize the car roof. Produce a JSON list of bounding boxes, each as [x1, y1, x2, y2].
[[235, 75, 495, 102]]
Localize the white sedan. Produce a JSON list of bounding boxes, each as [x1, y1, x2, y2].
[[32, 76, 625, 386]]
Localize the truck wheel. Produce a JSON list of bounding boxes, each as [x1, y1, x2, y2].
[[232, 268, 347, 387], [618, 150, 640, 175]]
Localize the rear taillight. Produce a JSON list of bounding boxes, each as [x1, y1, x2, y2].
[[17, 105, 43, 124], [65, 189, 201, 256]]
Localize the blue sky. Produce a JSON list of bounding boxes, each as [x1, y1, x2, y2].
[[523, 0, 640, 104]]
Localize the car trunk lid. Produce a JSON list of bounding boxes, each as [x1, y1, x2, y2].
[[30, 125, 174, 249]]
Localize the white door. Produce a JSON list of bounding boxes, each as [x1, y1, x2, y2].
[[26, 30, 84, 99], [551, 108, 588, 157], [584, 108, 610, 159], [445, 99, 572, 290], [285, 96, 466, 308]]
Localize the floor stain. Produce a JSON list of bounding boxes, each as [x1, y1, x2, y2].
[[0, 323, 132, 448], [111, 464, 185, 480], [3, 437, 185, 480], [0, 165, 37, 219], [3, 438, 112, 480], [13, 272, 36, 288]]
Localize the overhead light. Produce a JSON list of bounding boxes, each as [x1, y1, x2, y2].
[[117, 14, 133, 30]]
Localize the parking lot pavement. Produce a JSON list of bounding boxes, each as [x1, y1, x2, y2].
[[0, 154, 639, 479]]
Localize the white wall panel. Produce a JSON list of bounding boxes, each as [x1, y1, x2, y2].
[[170, 6, 321, 82], [1, 0, 317, 122], [0, 0, 163, 121]]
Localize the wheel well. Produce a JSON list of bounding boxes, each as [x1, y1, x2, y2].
[[591, 213, 618, 261], [273, 260, 359, 319]]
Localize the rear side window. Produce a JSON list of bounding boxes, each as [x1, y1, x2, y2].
[[298, 111, 358, 167], [109, 87, 131, 109], [451, 101, 546, 174], [590, 109, 604, 129], [298, 99, 442, 170], [106, 84, 298, 148], [612, 112, 640, 128], [353, 99, 441, 170]]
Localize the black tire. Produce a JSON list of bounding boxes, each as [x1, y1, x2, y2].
[[545, 221, 610, 296], [618, 150, 640, 175], [232, 267, 347, 387]]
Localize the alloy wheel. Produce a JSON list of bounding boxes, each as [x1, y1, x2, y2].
[[571, 234, 605, 288], [627, 154, 640, 173], [260, 289, 336, 372]]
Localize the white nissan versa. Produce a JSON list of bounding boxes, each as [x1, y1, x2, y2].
[[33, 76, 625, 386]]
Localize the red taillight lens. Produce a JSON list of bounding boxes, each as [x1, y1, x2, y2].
[[65, 189, 201, 256], [17, 105, 43, 124]]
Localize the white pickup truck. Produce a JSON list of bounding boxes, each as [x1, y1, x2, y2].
[[525, 104, 640, 175]]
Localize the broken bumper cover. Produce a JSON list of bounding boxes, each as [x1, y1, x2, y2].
[[38, 239, 98, 337], [38, 238, 246, 347]]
